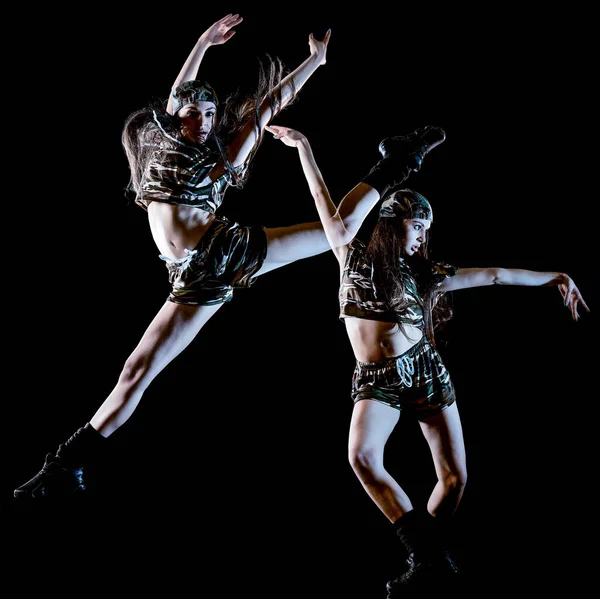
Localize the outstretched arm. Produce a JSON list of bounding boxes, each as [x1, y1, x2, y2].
[[270, 30, 331, 115], [266, 125, 346, 260], [266, 125, 381, 264], [438, 267, 590, 321], [166, 13, 243, 115], [228, 30, 331, 167]]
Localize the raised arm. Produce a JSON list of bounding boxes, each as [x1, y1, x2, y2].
[[266, 124, 390, 263], [306, 125, 447, 249], [265, 125, 348, 262], [438, 267, 590, 321], [269, 31, 331, 117], [166, 13, 243, 115], [228, 30, 331, 168]]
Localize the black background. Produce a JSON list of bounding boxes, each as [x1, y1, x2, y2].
[[3, 4, 597, 596]]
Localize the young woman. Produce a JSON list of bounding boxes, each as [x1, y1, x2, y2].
[[265, 124, 590, 596], [14, 13, 440, 503], [14, 13, 335, 499]]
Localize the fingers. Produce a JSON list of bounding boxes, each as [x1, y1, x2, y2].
[[309, 28, 332, 43], [266, 125, 288, 134], [559, 285, 568, 305], [575, 290, 591, 313], [560, 283, 571, 304], [570, 300, 578, 321], [569, 286, 591, 318], [568, 294, 590, 321], [220, 13, 243, 28], [566, 293, 578, 321], [580, 298, 591, 312], [221, 13, 241, 22], [265, 125, 284, 139]]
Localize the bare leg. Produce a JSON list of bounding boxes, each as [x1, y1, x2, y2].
[[348, 399, 413, 522], [385, 404, 465, 591], [90, 301, 224, 436], [257, 185, 380, 275], [418, 402, 467, 518], [256, 221, 329, 275]]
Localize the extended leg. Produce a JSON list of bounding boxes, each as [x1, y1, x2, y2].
[[256, 221, 331, 275], [14, 301, 223, 499]]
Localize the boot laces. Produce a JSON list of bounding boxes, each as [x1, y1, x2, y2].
[[62, 427, 83, 448], [41, 453, 68, 473]]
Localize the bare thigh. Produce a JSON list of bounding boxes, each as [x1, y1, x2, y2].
[[418, 402, 466, 481], [257, 221, 329, 275], [349, 399, 401, 458]]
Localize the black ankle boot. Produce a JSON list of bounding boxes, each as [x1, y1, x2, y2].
[[386, 510, 461, 597], [361, 126, 446, 200], [429, 514, 461, 578], [380, 126, 446, 172], [14, 423, 106, 499], [386, 509, 436, 595]]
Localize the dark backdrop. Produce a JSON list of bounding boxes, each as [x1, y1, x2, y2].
[[3, 5, 597, 597]]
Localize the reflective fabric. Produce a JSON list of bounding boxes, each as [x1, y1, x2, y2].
[[163, 215, 267, 306], [351, 337, 456, 419]]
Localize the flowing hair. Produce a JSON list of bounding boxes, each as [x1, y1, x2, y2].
[[366, 218, 453, 346], [121, 55, 295, 202], [214, 54, 291, 185]]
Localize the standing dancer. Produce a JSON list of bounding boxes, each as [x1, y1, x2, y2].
[[266, 123, 590, 595]]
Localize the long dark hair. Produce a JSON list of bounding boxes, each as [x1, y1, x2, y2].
[[366, 217, 453, 345], [121, 55, 294, 201]]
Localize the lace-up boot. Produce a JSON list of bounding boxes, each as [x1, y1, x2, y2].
[[14, 423, 106, 499], [361, 126, 446, 199]]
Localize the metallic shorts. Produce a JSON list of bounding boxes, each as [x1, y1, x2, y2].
[[162, 216, 268, 306], [351, 336, 455, 419]]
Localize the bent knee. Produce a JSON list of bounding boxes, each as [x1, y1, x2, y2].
[[348, 445, 384, 477], [442, 468, 467, 493]]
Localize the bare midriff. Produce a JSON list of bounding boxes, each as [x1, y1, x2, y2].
[[343, 317, 423, 362], [147, 201, 216, 259]]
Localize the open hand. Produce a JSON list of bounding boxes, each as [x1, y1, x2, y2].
[[265, 125, 308, 148], [309, 29, 331, 66], [202, 13, 243, 46]]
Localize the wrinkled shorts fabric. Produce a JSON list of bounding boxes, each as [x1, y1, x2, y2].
[[351, 336, 455, 419], [163, 216, 268, 306]]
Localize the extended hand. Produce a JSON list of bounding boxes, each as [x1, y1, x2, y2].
[[266, 125, 307, 148], [202, 13, 243, 46], [309, 29, 331, 66], [558, 275, 590, 321]]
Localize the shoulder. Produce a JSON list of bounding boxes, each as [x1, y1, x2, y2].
[[408, 255, 456, 275], [406, 256, 458, 293], [430, 260, 458, 278]]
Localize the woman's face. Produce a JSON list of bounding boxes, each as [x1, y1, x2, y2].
[[402, 218, 431, 257], [178, 101, 217, 144]]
